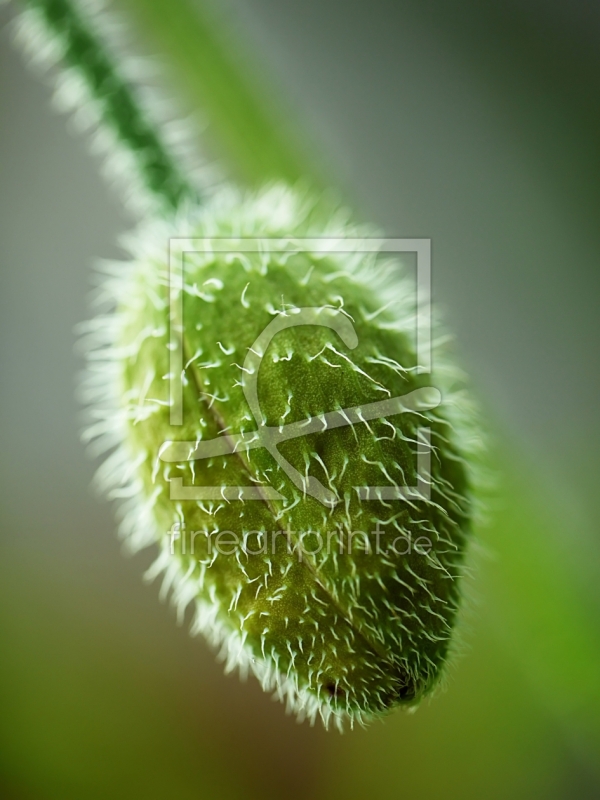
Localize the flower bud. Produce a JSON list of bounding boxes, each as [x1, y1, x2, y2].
[[82, 185, 480, 728]]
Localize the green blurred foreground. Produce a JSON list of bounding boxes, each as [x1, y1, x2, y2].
[[2, 460, 599, 799]]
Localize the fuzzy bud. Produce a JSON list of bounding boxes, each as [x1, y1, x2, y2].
[[82, 185, 479, 728]]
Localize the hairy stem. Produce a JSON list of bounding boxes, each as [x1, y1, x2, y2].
[[23, 0, 199, 211]]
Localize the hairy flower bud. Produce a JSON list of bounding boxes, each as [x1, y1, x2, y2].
[[82, 185, 480, 728]]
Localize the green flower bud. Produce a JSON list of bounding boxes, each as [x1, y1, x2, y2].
[[82, 184, 481, 728]]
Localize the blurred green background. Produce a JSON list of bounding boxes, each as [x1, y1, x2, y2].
[[1, 0, 599, 797]]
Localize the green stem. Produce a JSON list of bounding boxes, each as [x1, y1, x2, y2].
[[120, 0, 319, 188], [24, 0, 199, 212]]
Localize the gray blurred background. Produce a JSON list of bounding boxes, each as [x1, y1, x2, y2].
[[1, 0, 599, 797]]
